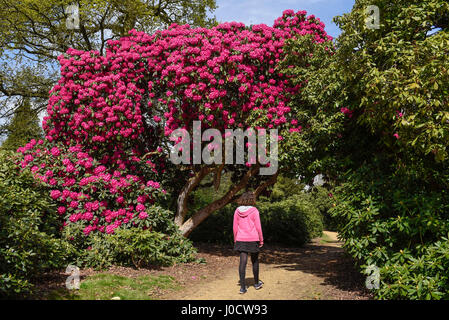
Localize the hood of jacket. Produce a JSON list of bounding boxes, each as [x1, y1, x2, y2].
[[236, 206, 257, 217]]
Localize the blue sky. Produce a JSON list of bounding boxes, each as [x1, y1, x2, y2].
[[214, 0, 355, 39]]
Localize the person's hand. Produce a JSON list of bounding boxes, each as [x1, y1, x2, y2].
[[259, 242, 264, 248]]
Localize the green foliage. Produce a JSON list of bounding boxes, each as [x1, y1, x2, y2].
[[258, 194, 323, 246], [281, 0, 449, 299], [188, 204, 235, 245], [81, 228, 198, 270], [265, 175, 305, 201], [0, 150, 72, 298], [330, 0, 449, 163], [309, 186, 336, 231], [377, 238, 449, 300], [257, 176, 327, 244], [1, 98, 43, 152], [281, 0, 449, 176], [278, 34, 341, 181], [330, 158, 449, 299]]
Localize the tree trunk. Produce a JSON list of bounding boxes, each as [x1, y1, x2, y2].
[[174, 166, 214, 228]]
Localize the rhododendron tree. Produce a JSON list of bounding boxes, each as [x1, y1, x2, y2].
[[21, 10, 332, 237]]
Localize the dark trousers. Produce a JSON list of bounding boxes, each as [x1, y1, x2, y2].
[[239, 251, 259, 289]]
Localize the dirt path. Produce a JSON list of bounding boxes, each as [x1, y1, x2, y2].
[[160, 232, 371, 300], [35, 231, 371, 300]]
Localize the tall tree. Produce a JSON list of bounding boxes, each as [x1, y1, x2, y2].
[[281, 0, 449, 299], [0, 0, 217, 140], [1, 97, 43, 151]]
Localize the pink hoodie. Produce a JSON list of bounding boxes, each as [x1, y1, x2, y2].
[[233, 206, 264, 244]]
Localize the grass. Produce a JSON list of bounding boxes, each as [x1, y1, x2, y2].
[[46, 273, 180, 300]]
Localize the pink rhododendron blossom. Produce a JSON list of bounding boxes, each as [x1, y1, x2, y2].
[[340, 107, 354, 118], [138, 212, 148, 219], [50, 190, 62, 200], [51, 147, 60, 157]]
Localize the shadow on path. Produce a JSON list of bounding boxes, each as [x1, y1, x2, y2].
[[195, 238, 370, 297]]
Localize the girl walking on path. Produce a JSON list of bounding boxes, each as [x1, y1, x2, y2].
[[233, 191, 264, 294]]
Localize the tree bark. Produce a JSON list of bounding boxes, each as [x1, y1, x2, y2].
[[213, 164, 225, 191], [174, 166, 214, 228], [254, 171, 279, 197]]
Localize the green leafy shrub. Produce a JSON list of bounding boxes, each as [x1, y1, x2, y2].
[[58, 203, 198, 270], [259, 194, 323, 246], [331, 159, 449, 299], [0, 151, 72, 298], [309, 186, 336, 231], [280, 0, 449, 300], [377, 237, 449, 300], [81, 228, 198, 269]]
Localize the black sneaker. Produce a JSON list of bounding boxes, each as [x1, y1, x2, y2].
[[239, 286, 248, 294], [254, 280, 264, 290]]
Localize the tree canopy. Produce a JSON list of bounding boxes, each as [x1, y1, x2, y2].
[[1, 97, 43, 151], [0, 0, 217, 139]]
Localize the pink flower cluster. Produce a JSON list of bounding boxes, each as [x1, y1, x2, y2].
[[43, 10, 331, 150], [17, 140, 164, 236], [340, 107, 354, 118]]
